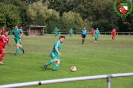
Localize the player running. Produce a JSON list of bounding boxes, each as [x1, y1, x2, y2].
[[11, 26, 25, 55], [54, 27, 59, 37], [95, 28, 100, 42], [91, 28, 95, 37], [81, 27, 87, 44], [44, 36, 65, 71], [111, 28, 116, 41], [69, 28, 73, 37], [0, 31, 11, 65]]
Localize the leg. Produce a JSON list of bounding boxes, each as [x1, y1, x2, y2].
[[82, 38, 84, 44], [15, 39, 24, 55], [53, 59, 60, 71], [0, 50, 5, 64], [44, 53, 56, 69], [15, 43, 20, 55], [95, 35, 98, 42], [82, 35, 85, 44]]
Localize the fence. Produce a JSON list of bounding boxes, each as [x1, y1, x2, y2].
[[0, 72, 133, 88], [75, 32, 133, 35]]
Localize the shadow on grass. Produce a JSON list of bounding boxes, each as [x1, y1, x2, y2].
[[40, 66, 53, 71]]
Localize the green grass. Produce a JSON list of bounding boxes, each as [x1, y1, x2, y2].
[[0, 34, 133, 88]]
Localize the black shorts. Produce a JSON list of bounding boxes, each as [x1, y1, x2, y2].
[[82, 34, 86, 38]]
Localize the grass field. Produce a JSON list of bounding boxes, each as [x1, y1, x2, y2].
[[0, 34, 133, 88]]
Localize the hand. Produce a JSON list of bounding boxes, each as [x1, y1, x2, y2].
[[58, 52, 61, 56]]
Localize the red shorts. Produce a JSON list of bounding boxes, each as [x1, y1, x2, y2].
[[112, 34, 116, 36], [0, 46, 4, 53]]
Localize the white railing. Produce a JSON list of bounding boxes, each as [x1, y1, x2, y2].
[[0, 72, 133, 88]]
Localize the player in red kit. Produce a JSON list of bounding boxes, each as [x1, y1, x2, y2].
[[111, 28, 116, 41], [0, 31, 11, 65], [91, 29, 95, 37], [1, 27, 6, 35]]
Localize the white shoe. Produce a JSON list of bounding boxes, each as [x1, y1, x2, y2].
[[0, 62, 4, 65]]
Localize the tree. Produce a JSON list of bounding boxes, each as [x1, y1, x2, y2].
[[61, 11, 84, 33], [0, 3, 21, 30]]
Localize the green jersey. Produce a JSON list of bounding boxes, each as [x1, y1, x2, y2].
[[95, 29, 100, 35], [12, 29, 22, 38], [54, 28, 59, 34], [51, 41, 61, 55], [69, 29, 73, 34]]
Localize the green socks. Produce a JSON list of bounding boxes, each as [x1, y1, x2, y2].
[[46, 60, 59, 71], [16, 48, 19, 54], [46, 60, 54, 66], [20, 47, 24, 51], [53, 64, 59, 71]]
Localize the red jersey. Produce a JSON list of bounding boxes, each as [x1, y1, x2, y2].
[[112, 29, 116, 36], [91, 29, 95, 34], [0, 35, 9, 48]]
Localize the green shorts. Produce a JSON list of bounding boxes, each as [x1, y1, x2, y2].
[[50, 52, 60, 60], [14, 38, 21, 44]]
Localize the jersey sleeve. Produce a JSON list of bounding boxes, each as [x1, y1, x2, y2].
[[55, 42, 59, 48], [11, 30, 14, 35]]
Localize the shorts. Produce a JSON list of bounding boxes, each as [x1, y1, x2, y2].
[[95, 35, 99, 38], [50, 52, 60, 60], [14, 38, 21, 44], [0, 46, 4, 53], [112, 34, 116, 36], [82, 34, 86, 38]]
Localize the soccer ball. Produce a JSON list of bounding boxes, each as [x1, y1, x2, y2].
[[71, 66, 76, 72]]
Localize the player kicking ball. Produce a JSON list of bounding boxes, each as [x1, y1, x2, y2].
[[44, 36, 65, 71]]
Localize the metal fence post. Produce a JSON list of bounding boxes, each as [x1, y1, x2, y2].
[[107, 77, 111, 88], [107, 74, 112, 88]]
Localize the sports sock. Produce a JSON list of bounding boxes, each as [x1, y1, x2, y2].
[[53, 64, 59, 71], [46, 60, 54, 66], [82, 39, 84, 43], [0, 53, 5, 62], [20, 47, 24, 51], [16, 48, 19, 54]]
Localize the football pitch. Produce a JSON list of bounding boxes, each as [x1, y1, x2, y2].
[[0, 34, 133, 88]]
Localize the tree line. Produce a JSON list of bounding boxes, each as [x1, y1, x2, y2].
[[0, 0, 133, 33]]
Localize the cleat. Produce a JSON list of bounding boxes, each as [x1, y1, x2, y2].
[[44, 65, 47, 69], [0, 62, 4, 65], [23, 50, 25, 54], [14, 53, 17, 55], [53, 69, 57, 71]]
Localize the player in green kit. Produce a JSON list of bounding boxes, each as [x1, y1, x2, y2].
[[95, 28, 100, 42], [44, 36, 65, 71], [11, 26, 25, 55], [54, 27, 59, 37], [69, 28, 73, 37]]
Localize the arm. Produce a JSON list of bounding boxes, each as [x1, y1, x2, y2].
[[7, 41, 11, 47], [55, 47, 61, 55], [20, 30, 23, 38], [11, 31, 15, 38]]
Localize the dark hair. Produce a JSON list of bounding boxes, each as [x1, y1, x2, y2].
[[59, 36, 65, 39]]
